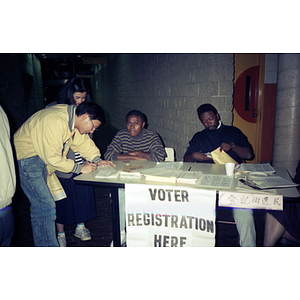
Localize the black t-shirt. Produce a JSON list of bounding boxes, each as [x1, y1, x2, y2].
[[184, 123, 253, 164]]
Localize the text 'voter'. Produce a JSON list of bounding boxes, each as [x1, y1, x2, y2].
[[148, 188, 189, 202]]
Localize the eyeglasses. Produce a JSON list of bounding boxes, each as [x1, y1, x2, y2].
[[90, 119, 98, 132]]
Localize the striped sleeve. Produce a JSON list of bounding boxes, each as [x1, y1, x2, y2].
[[145, 131, 166, 162], [104, 130, 125, 161], [104, 129, 166, 162], [74, 152, 83, 165]]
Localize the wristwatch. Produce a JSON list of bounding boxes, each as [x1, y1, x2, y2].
[[230, 142, 235, 149]]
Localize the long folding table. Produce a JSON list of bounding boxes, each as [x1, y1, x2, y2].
[[74, 161, 299, 246]]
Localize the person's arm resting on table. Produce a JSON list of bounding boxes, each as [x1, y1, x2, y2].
[[117, 151, 148, 161]]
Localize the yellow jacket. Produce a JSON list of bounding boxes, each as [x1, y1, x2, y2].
[[0, 105, 16, 210], [14, 104, 101, 200]]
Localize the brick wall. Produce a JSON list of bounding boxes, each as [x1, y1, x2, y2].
[[91, 53, 234, 161]]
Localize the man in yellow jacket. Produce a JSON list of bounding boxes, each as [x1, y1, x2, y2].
[[14, 102, 114, 246]]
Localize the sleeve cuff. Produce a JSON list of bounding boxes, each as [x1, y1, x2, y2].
[[72, 163, 82, 174], [92, 156, 102, 164]]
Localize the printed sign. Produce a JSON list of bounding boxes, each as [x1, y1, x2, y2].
[[125, 184, 216, 247], [219, 191, 283, 210]]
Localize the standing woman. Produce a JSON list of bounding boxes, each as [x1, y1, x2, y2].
[[55, 78, 96, 246]]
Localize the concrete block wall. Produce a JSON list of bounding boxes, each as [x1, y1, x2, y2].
[[91, 53, 234, 161], [273, 53, 300, 177]]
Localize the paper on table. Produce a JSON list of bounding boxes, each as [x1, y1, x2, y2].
[[195, 174, 234, 189], [95, 165, 120, 179], [177, 171, 203, 184], [155, 161, 183, 170], [236, 179, 277, 194], [140, 167, 182, 183], [239, 163, 275, 174], [120, 171, 142, 179], [248, 176, 299, 189]]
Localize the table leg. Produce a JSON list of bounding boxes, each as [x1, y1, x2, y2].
[[110, 187, 121, 247]]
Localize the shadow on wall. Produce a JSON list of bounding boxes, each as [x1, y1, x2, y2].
[[92, 124, 118, 157]]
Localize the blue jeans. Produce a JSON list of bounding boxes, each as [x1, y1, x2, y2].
[[0, 205, 14, 246], [118, 188, 126, 232], [18, 156, 59, 247], [233, 208, 256, 247]]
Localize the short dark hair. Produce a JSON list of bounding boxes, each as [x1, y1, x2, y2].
[[126, 110, 145, 123], [76, 102, 106, 124], [57, 77, 91, 105], [197, 103, 218, 119]]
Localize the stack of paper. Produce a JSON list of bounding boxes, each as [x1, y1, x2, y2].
[[155, 161, 183, 170], [119, 171, 142, 179], [239, 163, 276, 174], [177, 171, 203, 184], [95, 165, 120, 179], [236, 179, 277, 194], [138, 162, 183, 183], [195, 174, 234, 189], [246, 176, 298, 189], [141, 168, 182, 183]]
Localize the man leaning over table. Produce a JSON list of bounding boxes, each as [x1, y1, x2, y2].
[[14, 102, 114, 247], [104, 109, 166, 245], [184, 103, 255, 247]]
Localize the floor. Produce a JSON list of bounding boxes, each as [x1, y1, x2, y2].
[[11, 186, 113, 247]]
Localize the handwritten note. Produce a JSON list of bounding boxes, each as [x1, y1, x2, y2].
[[219, 191, 283, 210]]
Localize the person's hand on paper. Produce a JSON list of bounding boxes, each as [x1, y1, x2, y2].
[[220, 142, 231, 152], [81, 162, 98, 173], [97, 160, 116, 167], [219, 142, 253, 161], [192, 152, 213, 162], [81, 161, 115, 173]]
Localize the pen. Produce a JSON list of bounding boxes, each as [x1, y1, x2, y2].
[[188, 167, 191, 171]]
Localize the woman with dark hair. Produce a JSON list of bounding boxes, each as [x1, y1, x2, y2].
[[54, 78, 97, 247], [57, 77, 91, 105]]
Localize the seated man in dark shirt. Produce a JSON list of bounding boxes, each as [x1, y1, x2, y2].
[[184, 103, 255, 246], [184, 103, 253, 164]]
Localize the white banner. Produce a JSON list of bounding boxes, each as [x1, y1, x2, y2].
[[219, 191, 283, 210], [125, 184, 216, 247]]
